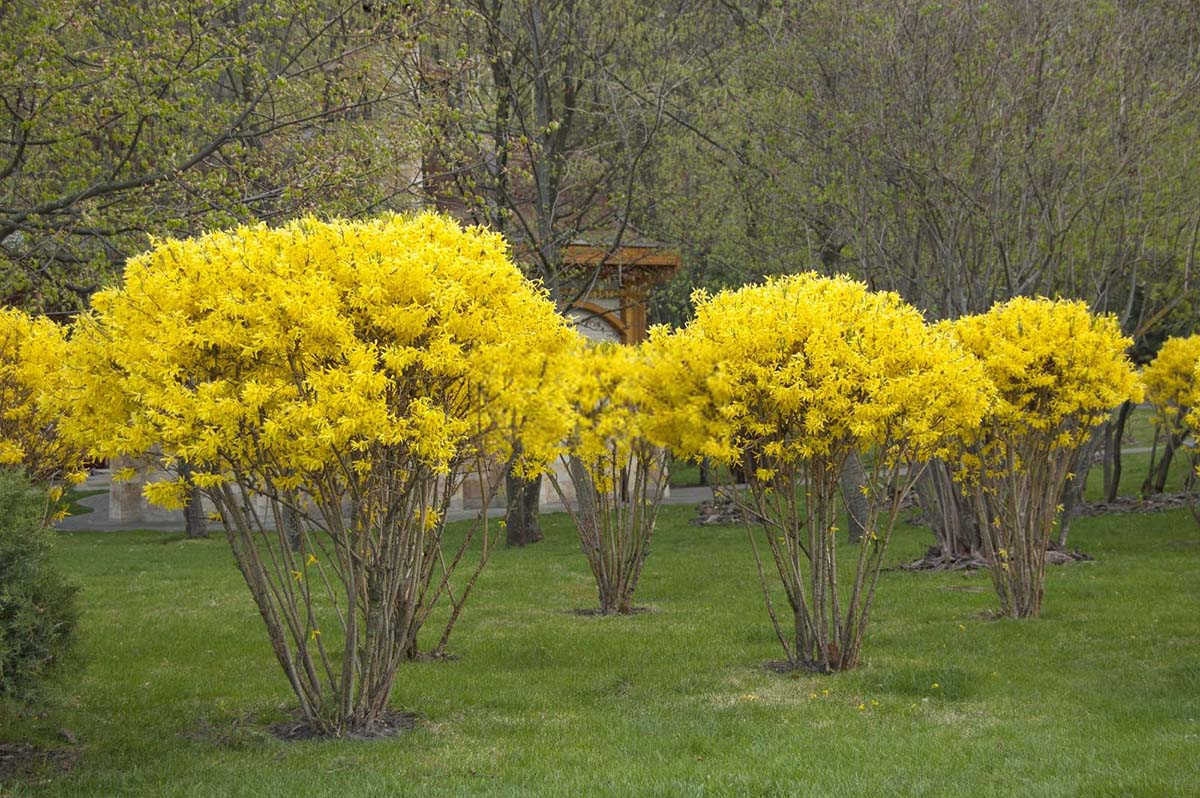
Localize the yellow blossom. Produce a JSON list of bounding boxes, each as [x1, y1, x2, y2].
[[0, 307, 87, 485], [644, 273, 992, 469], [55, 212, 575, 493], [1145, 335, 1200, 435], [947, 297, 1142, 470]]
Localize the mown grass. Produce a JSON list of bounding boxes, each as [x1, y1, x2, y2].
[[666, 456, 730, 488], [3, 504, 1198, 796], [60, 487, 105, 518], [1086, 448, 1194, 501]]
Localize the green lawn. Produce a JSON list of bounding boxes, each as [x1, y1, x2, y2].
[[4, 505, 1198, 796], [667, 456, 729, 488], [61, 487, 105, 518], [1083, 405, 1195, 501], [1086, 448, 1195, 501]]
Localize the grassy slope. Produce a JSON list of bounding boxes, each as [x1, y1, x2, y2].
[[4, 503, 1197, 797]]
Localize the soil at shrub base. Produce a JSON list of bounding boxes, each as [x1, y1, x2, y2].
[[269, 709, 417, 742], [565, 606, 653, 617], [0, 741, 80, 784]]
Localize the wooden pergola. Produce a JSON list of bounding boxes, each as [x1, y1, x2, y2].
[[560, 241, 680, 344]]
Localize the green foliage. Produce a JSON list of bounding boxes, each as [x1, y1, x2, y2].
[[1, 0, 422, 313], [0, 468, 77, 701], [642, 0, 1200, 336]]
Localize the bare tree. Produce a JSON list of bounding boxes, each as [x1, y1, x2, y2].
[[406, 0, 718, 541]]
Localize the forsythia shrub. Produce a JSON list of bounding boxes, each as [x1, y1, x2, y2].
[[1143, 335, 1200, 425], [647, 273, 990, 671], [547, 342, 669, 615], [58, 213, 574, 735], [1187, 355, 1200, 443], [0, 307, 87, 493], [1144, 334, 1200, 462], [1142, 335, 1200, 497], [949, 297, 1142, 618]]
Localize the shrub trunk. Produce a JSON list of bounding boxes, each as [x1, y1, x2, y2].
[[552, 449, 667, 615]]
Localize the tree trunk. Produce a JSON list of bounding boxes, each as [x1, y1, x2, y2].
[[178, 461, 208, 539], [183, 484, 207, 539], [1153, 431, 1183, 494], [505, 470, 543, 546], [1104, 400, 1133, 502], [839, 451, 869, 543], [913, 460, 981, 566], [283, 500, 303, 552], [1142, 423, 1182, 497]]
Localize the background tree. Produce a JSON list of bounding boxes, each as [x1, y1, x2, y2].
[[3, 0, 430, 537], [1, 0, 425, 315], [407, 0, 720, 542], [639, 0, 1200, 559]]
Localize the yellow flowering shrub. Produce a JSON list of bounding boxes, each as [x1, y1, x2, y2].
[[645, 276, 989, 471], [63, 213, 573, 483], [549, 342, 669, 614], [950, 297, 1143, 454], [558, 343, 664, 487], [0, 307, 86, 489], [646, 273, 991, 671], [948, 297, 1142, 618], [1188, 358, 1200, 435], [58, 213, 574, 735], [1144, 334, 1200, 432]]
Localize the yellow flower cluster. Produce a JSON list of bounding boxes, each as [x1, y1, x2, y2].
[[56, 213, 575, 496], [556, 341, 665, 491], [1143, 334, 1200, 432], [0, 307, 86, 485], [948, 297, 1143, 455], [642, 273, 991, 470]]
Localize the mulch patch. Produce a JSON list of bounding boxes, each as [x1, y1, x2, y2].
[[409, 650, 460, 663], [0, 741, 80, 784], [691, 494, 761, 526], [565, 606, 653, 617], [763, 659, 833, 675], [901, 545, 1093, 572], [900, 492, 1198, 570], [1077, 492, 1194, 517]]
